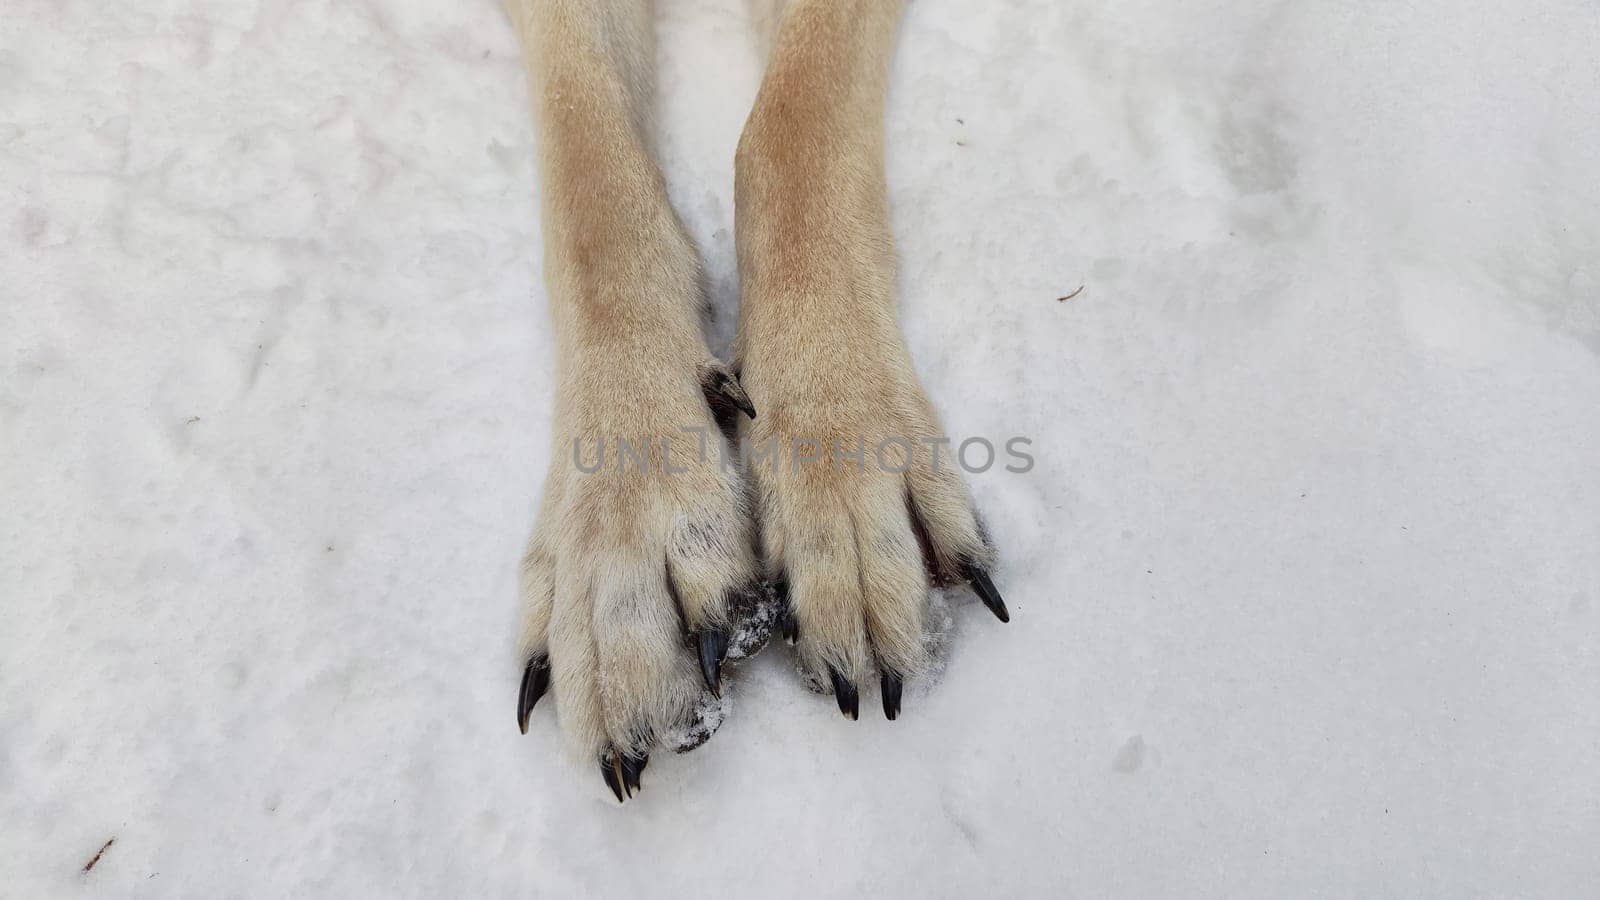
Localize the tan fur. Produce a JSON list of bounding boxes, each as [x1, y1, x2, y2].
[[734, 0, 987, 687], [505, 0, 757, 768], [504, 0, 992, 785]]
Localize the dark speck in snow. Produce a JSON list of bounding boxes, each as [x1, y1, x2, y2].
[[83, 838, 115, 873]]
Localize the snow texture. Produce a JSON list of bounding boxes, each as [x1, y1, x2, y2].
[[3, 0, 1598, 896]]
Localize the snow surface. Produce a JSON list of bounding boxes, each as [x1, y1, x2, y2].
[[4, 0, 1599, 896]]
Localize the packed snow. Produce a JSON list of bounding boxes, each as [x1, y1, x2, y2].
[[3, 0, 1598, 896]]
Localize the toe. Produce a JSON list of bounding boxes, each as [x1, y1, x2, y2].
[[592, 559, 705, 748], [543, 553, 619, 768], [857, 492, 933, 679], [904, 454, 989, 583], [663, 506, 774, 671]]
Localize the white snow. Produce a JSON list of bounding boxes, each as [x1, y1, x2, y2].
[[3, 0, 1598, 896]]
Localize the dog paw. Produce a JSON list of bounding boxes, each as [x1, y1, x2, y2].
[[515, 360, 775, 801], [738, 341, 1010, 721]]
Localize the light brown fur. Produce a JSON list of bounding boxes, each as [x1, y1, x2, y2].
[[503, 0, 1001, 799]]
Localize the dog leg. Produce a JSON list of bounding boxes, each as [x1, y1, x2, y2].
[[733, 0, 1010, 721], [503, 0, 769, 801]]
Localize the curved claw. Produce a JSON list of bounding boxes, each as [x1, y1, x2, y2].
[[702, 368, 757, 421], [697, 628, 729, 697], [518, 654, 552, 734], [880, 669, 903, 721], [962, 563, 1011, 623], [620, 752, 648, 796], [600, 753, 626, 803], [828, 665, 859, 721]]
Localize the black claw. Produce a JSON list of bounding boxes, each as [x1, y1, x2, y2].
[[600, 754, 626, 803], [717, 371, 757, 420], [962, 563, 1011, 623], [703, 369, 757, 422], [774, 575, 798, 644], [620, 752, 647, 795], [697, 628, 729, 697], [517, 655, 551, 734], [828, 666, 859, 721], [880, 669, 903, 721]]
